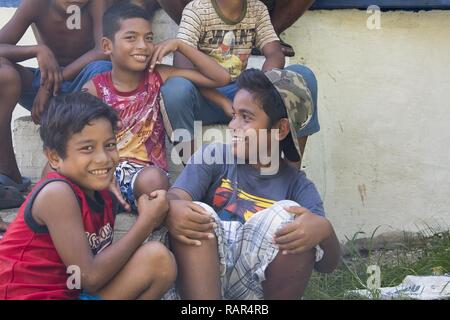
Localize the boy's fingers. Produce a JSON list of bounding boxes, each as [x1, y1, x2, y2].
[[278, 239, 304, 252], [274, 231, 301, 245], [111, 188, 131, 212], [53, 73, 62, 96], [40, 70, 47, 87], [177, 235, 202, 246], [283, 206, 307, 215], [274, 221, 296, 237], [281, 246, 309, 256], [187, 210, 214, 225], [185, 220, 215, 232], [188, 203, 210, 216], [150, 190, 166, 198], [184, 230, 215, 241], [150, 47, 160, 69]]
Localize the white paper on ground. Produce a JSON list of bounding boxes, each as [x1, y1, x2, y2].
[[346, 275, 450, 300]]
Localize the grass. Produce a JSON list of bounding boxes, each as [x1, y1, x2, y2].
[[303, 228, 450, 300]]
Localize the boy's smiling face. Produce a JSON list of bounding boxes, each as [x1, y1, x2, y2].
[[229, 89, 276, 164], [106, 18, 154, 72], [48, 118, 119, 197]]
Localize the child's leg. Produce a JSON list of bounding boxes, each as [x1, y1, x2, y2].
[[115, 161, 169, 213], [161, 77, 231, 159], [262, 247, 314, 299], [167, 202, 225, 299], [133, 166, 169, 200], [227, 200, 316, 300], [170, 232, 222, 299], [95, 241, 177, 300], [0, 58, 33, 182]]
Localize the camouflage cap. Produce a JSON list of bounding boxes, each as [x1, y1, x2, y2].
[[264, 68, 313, 162]]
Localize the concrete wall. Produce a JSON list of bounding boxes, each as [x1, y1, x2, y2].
[[3, 9, 450, 240], [282, 10, 450, 239]]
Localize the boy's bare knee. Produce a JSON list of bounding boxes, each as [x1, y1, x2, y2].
[[135, 167, 169, 196], [0, 58, 21, 88], [139, 242, 177, 281]]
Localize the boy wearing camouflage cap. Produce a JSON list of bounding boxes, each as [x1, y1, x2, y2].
[[159, 68, 340, 299]]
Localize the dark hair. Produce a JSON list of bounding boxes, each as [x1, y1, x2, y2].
[[40, 92, 119, 159], [103, 2, 150, 40], [236, 69, 287, 127]]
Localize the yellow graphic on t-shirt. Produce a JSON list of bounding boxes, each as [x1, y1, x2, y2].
[[213, 179, 276, 221], [209, 31, 243, 79]]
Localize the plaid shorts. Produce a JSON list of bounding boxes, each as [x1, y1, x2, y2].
[[115, 161, 169, 213], [149, 200, 324, 300]]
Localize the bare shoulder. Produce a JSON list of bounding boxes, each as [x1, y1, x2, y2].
[[32, 181, 80, 225], [17, 0, 48, 21]]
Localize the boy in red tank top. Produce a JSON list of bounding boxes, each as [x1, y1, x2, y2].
[[0, 92, 176, 300]]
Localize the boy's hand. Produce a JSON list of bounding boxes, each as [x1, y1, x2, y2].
[[274, 206, 332, 255], [36, 44, 63, 96], [149, 39, 181, 71], [166, 200, 216, 246], [31, 87, 51, 124], [107, 176, 131, 213], [137, 190, 169, 228]]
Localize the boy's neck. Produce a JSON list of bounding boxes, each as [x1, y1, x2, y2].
[[49, 0, 85, 19], [111, 67, 145, 92], [248, 155, 285, 175], [214, 0, 246, 22]]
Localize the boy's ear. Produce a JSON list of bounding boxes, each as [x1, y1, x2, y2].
[[274, 118, 290, 141], [101, 37, 113, 55], [44, 148, 62, 172]]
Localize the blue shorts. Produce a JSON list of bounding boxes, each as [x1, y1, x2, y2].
[[78, 291, 102, 300], [115, 161, 169, 213], [19, 60, 112, 110]]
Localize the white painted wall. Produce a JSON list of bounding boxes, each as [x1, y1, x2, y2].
[[282, 10, 450, 239], [3, 8, 449, 240]]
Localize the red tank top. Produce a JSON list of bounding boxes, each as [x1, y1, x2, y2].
[[92, 69, 168, 171], [0, 172, 115, 300]]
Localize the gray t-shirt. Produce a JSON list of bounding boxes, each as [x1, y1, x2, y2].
[[173, 144, 325, 224]]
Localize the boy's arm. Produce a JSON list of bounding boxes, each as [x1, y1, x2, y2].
[[0, 0, 38, 61], [314, 223, 341, 273], [274, 207, 341, 273], [61, 0, 112, 81], [256, 2, 285, 72], [166, 188, 216, 246], [153, 39, 230, 88], [34, 181, 166, 293], [198, 88, 233, 118], [261, 41, 285, 72]]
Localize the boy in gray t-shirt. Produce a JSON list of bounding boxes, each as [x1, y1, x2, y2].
[[157, 68, 341, 300]]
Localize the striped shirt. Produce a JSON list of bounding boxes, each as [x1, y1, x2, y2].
[[177, 0, 279, 80]]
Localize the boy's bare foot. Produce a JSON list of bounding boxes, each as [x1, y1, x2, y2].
[[250, 39, 295, 57], [279, 39, 295, 57]]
